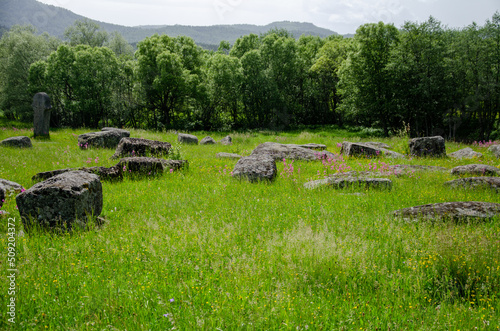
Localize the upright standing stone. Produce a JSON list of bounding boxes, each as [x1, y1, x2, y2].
[[33, 92, 52, 138], [408, 136, 446, 157]]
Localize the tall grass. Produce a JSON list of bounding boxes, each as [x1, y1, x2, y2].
[[0, 127, 499, 330]]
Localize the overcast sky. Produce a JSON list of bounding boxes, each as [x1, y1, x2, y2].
[[37, 0, 500, 34]]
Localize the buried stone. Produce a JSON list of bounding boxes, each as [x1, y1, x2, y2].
[[32, 166, 123, 182], [117, 157, 188, 176], [304, 177, 392, 190], [16, 171, 103, 232], [444, 177, 500, 193], [393, 201, 500, 222], [0, 136, 32, 148], [450, 164, 500, 176]]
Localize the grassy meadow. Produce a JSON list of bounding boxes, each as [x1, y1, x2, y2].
[[1, 126, 500, 330]]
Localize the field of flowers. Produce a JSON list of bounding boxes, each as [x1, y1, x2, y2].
[[1, 127, 499, 330]]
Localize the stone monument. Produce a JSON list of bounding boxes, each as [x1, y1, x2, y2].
[[33, 92, 52, 138]]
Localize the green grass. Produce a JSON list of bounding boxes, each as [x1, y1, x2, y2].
[[1, 127, 499, 330]]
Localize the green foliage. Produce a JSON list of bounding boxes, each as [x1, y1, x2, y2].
[[64, 19, 108, 47]]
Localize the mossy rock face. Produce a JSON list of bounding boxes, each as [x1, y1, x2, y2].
[[200, 136, 216, 145], [232, 155, 277, 183], [408, 136, 446, 157], [16, 171, 103, 232], [393, 201, 500, 222], [448, 147, 483, 159], [252, 142, 336, 161], [304, 176, 392, 190], [0, 136, 32, 148], [444, 177, 500, 192], [78, 130, 130, 149], [111, 137, 171, 159], [178, 133, 199, 145], [488, 145, 500, 158], [450, 164, 500, 176]]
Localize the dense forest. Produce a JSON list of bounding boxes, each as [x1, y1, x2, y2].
[[1, 13, 500, 140]]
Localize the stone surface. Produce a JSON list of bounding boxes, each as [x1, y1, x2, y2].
[[33, 166, 123, 182], [251, 142, 336, 161], [393, 201, 500, 222], [444, 177, 500, 192], [341, 142, 404, 159], [363, 142, 392, 149], [448, 147, 482, 159], [178, 133, 198, 144], [200, 136, 216, 145], [488, 145, 500, 158], [216, 152, 242, 159], [111, 137, 171, 159], [0, 136, 32, 148], [101, 127, 130, 135], [232, 155, 277, 182], [304, 176, 392, 190], [450, 164, 500, 176], [78, 130, 130, 149], [298, 143, 327, 151], [408, 136, 446, 157], [33, 92, 51, 138], [16, 171, 103, 231], [117, 157, 167, 176], [387, 164, 448, 173], [117, 157, 188, 176], [0, 179, 24, 194], [220, 136, 232, 145]]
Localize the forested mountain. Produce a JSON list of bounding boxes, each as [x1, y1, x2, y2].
[[0, 0, 337, 47]]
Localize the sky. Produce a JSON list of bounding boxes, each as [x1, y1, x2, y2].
[[37, 0, 500, 35]]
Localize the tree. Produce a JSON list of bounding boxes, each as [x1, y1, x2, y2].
[[309, 36, 351, 125], [338, 22, 400, 136], [64, 19, 108, 47], [135, 34, 203, 129], [106, 31, 134, 58], [389, 17, 449, 137], [0, 25, 60, 121]]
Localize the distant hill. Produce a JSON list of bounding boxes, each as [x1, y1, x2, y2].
[[0, 0, 339, 48]]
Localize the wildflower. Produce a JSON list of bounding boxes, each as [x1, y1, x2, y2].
[[163, 314, 169, 317], [21, 188, 26, 193], [169, 169, 173, 174], [170, 298, 175, 303]]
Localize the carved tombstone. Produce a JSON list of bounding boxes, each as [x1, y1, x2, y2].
[[33, 92, 52, 138]]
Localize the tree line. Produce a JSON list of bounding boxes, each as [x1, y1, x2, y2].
[[1, 14, 499, 140]]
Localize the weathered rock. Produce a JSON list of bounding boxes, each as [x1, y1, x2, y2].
[[78, 130, 130, 149], [16, 171, 103, 231], [101, 127, 130, 135], [116, 157, 188, 176], [220, 136, 232, 145], [448, 147, 482, 159], [298, 143, 327, 151], [363, 142, 392, 149], [232, 155, 277, 182], [251, 142, 337, 161], [33, 92, 51, 138], [0, 136, 32, 148], [393, 201, 500, 222], [33, 166, 123, 182], [111, 137, 171, 159], [450, 164, 500, 176], [216, 152, 242, 159], [387, 164, 448, 173], [341, 142, 404, 159], [408, 136, 446, 157], [488, 145, 500, 158], [304, 177, 392, 190], [178, 133, 198, 144], [0, 179, 24, 194], [200, 136, 216, 145], [117, 157, 167, 176], [444, 177, 500, 192]]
